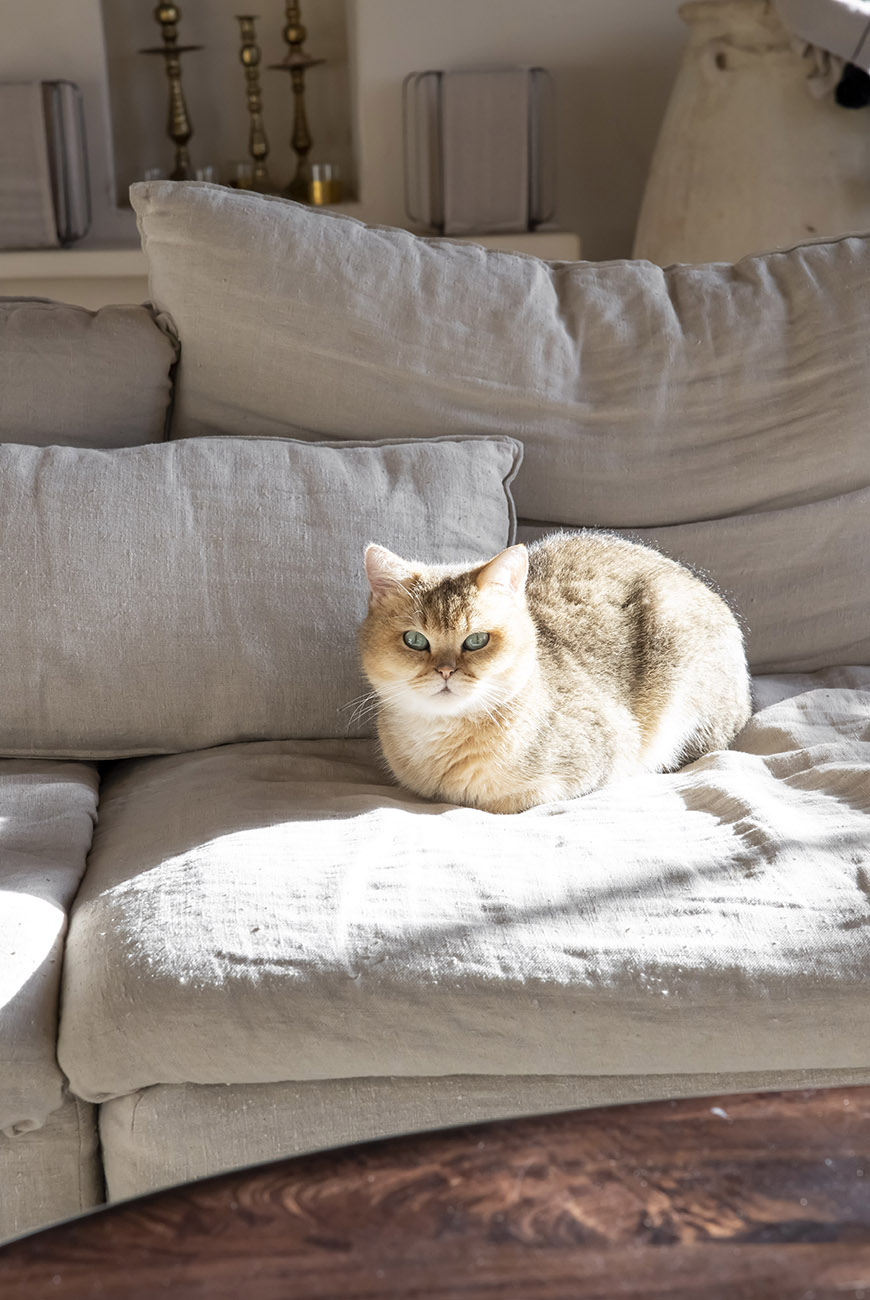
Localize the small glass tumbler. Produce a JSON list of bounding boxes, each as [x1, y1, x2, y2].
[[227, 160, 255, 190], [308, 163, 342, 206]]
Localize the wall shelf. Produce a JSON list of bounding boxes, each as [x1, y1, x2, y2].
[[0, 245, 149, 310], [0, 246, 146, 278], [446, 232, 581, 260]]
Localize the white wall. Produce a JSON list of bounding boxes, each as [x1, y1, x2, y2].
[[0, 0, 689, 259], [348, 0, 686, 259], [0, 0, 130, 242]]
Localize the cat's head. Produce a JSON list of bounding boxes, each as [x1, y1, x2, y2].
[[360, 544, 536, 718]]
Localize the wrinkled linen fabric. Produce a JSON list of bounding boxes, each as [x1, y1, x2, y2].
[[101, 1064, 870, 1202], [0, 761, 99, 1134], [59, 667, 870, 1103], [0, 435, 519, 757], [131, 182, 869, 528], [0, 1096, 101, 1244], [0, 300, 177, 447], [519, 499, 870, 673]]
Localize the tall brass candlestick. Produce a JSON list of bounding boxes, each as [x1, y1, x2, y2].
[[236, 15, 273, 191], [268, 0, 324, 200], [140, 4, 202, 180]]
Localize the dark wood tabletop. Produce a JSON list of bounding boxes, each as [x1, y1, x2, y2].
[[3, 1086, 870, 1299]]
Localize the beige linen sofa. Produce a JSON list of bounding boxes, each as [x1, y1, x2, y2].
[[1, 181, 868, 1242]]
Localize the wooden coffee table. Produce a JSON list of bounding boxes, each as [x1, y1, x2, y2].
[[2, 1086, 870, 1298]]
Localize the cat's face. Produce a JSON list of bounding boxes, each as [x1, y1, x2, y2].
[[360, 544, 535, 718]]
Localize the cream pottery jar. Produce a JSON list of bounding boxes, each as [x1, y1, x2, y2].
[[633, 0, 870, 263]]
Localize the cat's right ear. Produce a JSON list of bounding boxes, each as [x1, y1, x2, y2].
[[475, 545, 529, 595], [364, 544, 413, 601]]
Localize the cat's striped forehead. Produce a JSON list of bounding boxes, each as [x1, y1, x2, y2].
[[408, 573, 476, 628]]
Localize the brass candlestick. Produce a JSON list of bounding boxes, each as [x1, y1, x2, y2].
[[140, 4, 202, 181], [268, 0, 325, 200], [236, 15, 273, 192]]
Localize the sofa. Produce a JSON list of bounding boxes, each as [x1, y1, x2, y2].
[[1, 180, 868, 1243]]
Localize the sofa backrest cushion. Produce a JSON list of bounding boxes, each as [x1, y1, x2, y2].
[[0, 298, 178, 447], [131, 180, 870, 674], [519, 495, 869, 673], [0, 435, 520, 759]]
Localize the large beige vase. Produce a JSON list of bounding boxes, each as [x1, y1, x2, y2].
[[633, 0, 870, 263]]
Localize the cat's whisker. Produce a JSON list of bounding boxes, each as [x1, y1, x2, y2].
[[344, 705, 377, 731], [340, 690, 378, 717], [473, 682, 510, 722], [348, 681, 409, 727], [340, 690, 377, 713], [387, 577, 420, 608], [483, 703, 509, 729], [466, 688, 506, 730], [341, 686, 400, 732]]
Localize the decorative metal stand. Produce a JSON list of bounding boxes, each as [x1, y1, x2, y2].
[[140, 4, 202, 181], [236, 15, 273, 192], [268, 1, 324, 200]]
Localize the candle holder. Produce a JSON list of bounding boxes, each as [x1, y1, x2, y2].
[[268, 1, 325, 201], [236, 15, 273, 192], [140, 4, 202, 181]]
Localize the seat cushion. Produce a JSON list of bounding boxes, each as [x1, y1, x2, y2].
[[0, 299, 177, 447], [58, 666, 870, 1103], [130, 181, 870, 673], [0, 434, 519, 758], [0, 761, 99, 1134]]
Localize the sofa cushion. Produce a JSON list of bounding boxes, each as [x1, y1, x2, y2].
[[0, 434, 519, 759], [130, 181, 870, 673], [130, 180, 869, 526], [100, 1065, 870, 1202], [58, 666, 870, 1103], [0, 298, 178, 447], [0, 760, 98, 1135], [0, 1096, 101, 1244], [519, 495, 868, 674]]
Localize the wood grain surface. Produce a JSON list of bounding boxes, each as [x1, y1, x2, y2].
[[3, 1086, 870, 1299]]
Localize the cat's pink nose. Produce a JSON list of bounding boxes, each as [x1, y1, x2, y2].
[[436, 665, 456, 679]]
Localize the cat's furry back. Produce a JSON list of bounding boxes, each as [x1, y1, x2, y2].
[[360, 531, 752, 814]]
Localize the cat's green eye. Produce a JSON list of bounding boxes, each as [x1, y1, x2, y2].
[[463, 632, 490, 651], [402, 630, 430, 651]]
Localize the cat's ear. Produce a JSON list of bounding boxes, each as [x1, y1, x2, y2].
[[364, 544, 414, 601], [475, 545, 529, 595]]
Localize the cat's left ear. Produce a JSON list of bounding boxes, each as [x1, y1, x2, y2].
[[364, 544, 414, 601], [475, 545, 529, 595]]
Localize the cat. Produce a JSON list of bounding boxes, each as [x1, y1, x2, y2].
[[359, 531, 752, 814]]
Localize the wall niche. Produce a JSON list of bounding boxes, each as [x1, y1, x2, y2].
[[100, 0, 355, 203]]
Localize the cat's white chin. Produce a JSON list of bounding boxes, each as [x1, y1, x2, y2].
[[419, 685, 477, 716], [382, 680, 481, 718]]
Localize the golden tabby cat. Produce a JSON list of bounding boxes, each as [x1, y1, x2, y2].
[[360, 531, 752, 814]]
